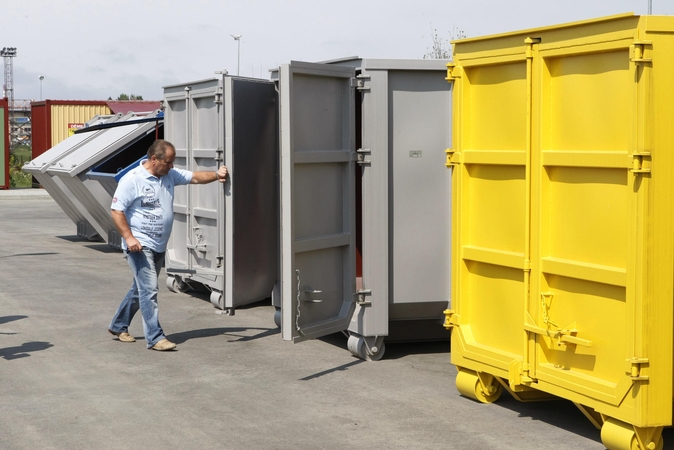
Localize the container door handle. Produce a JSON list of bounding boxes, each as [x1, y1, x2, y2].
[[524, 313, 593, 348]]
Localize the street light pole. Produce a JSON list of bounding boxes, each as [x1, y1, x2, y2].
[[231, 34, 242, 76], [648, 0, 652, 14], [39, 75, 44, 100]]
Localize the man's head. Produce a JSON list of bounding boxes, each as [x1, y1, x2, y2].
[[146, 140, 176, 177]]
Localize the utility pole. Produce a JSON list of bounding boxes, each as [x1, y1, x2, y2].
[[1, 47, 16, 150], [231, 35, 242, 76], [1, 47, 16, 111]]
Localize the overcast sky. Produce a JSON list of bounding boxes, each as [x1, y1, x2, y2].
[[1, 0, 670, 102]]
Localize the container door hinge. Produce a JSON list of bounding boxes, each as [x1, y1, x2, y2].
[[509, 360, 535, 391], [355, 289, 372, 306], [214, 87, 223, 104], [445, 148, 460, 168], [443, 309, 459, 329], [631, 40, 653, 64], [445, 63, 462, 82], [626, 357, 649, 381], [215, 148, 224, 162], [356, 148, 371, 166], [630, 152, 651, 174], [351, 75, 370, 91], [216, 255, 223, 268]]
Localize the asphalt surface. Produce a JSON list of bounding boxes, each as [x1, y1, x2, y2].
[[1, 189, 665, 450]]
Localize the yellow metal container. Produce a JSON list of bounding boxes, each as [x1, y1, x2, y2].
[[447, 13, 674, 450], [31, 101, 112, 160], [49, 103, 111, 145]]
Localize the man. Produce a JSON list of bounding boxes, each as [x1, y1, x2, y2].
[[108, 139, 228, 351]]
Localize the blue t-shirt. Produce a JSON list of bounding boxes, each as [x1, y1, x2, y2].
[[111, 159, 192, 252]]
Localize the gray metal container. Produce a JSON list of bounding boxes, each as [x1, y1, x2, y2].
[[22, 114, 120, 240], [275, 59, 452, 360], [42, 111, 164, 249], [163, 75, 278, 313]]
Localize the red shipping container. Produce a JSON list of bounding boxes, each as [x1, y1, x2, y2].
[[0, 97, 8, 189]]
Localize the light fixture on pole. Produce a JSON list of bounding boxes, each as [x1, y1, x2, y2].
[[231, 34, 242, 76], [39, 75, 44, 100]]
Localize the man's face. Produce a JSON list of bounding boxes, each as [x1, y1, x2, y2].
[[153, 148, 175, 177]]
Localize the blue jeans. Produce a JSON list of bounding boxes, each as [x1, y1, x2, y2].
[[109, 248, 167, 348]]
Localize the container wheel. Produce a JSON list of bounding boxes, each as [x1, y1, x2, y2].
[[455, 368, 502, 404], [601, 418, 663, 450], [273, 307, 281, 328], [347, 334, 385, 361], [166, 275, 187, 293], [210, 290, 224, 309]]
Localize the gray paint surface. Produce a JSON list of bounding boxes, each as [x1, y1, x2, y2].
[[388, 69, 452, 313], [279, 61, 357, 342]]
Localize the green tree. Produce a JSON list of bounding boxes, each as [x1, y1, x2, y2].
[[114, 94, 143, 100]]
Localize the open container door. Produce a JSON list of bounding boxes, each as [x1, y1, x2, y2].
[[279, 61, 357, 343]]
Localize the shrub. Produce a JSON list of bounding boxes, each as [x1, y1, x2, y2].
[[9, 154, 32, 188]]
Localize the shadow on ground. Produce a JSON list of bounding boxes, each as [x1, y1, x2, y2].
[[0, 341, 54, 360], [0, 315, 28, 325], [57, 235, 92, 242], [84, 244, 122, 254], [168, 326, 279, 344], [488, 391, 601, 442], [317, 332, 450, 360], [0, 315, 28, 335], [496, 394, 674, 445], [0, 252, 58, 259], [300, 359, 365, 381]]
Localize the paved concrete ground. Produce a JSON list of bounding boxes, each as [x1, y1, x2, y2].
[[1, 192, 670, 450]]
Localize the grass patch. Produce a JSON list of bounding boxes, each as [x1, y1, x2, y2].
[[9, 145, 33, 188], [12, 144, 31, 165]]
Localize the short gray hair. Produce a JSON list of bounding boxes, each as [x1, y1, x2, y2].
[[147, 140, 175, 161]]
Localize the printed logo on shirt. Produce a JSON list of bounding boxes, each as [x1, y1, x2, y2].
[[142, 213, 163, 221], [140, 186, 160, 208], [112, 197, 117, 203], [141, 198, 161, 208], [142, 186, 156, 198]]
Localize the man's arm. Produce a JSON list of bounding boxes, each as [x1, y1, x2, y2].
[[190, 165, 228, 184], [111, 210, 142, 252]]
